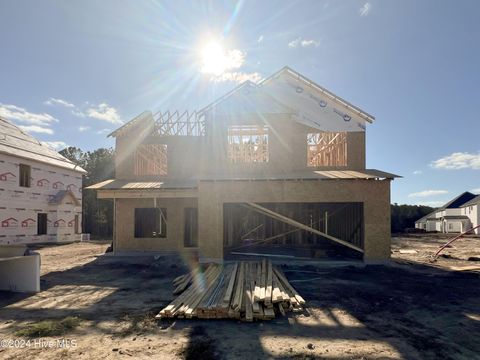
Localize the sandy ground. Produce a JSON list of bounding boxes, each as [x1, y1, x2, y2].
[[0, 236, 479, 360]]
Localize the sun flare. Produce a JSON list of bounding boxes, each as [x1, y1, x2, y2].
[[199, 40, 244, 76], [200, 41, 228, 76]]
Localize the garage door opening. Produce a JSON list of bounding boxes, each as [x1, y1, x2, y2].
[[224, 202, 364, 260]]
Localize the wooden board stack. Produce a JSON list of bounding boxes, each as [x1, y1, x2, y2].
[[156, 260, 306, 321]]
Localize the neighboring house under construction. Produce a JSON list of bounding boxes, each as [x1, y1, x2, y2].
[[87, 67, 399, 262], [0, 117, 85, 245]]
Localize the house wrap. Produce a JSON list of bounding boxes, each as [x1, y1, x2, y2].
[[0, 117, 86, 245]]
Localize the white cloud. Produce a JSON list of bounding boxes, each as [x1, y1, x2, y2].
[[288, 38, 301, 48], [257, 35, 264, 43], [96, 128, 112, 135], [288, 37, 319, 48], [408, 190, 449, 198], [86, 103, 122, 124], [359, 2, 371, 16], [301, 39, 319, 47], [41, 141, 68, 150], [18, 125, 54, 134], [72, 110, 86, 118], [0, 103, 57, 126], [211, 71, 263, 84], [431, 152, 480, 170], [78, 126, 90, 132], [471, 188, 480, 194], [44, 97, 75, 108], [413, 170, 422, 175]]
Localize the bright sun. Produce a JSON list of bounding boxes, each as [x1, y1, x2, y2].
[[200, 41, 228, 76]]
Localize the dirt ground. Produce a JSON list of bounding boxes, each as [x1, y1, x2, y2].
[[0, 235, 479, 360]]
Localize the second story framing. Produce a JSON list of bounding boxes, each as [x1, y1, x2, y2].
[[110, 67, 376, 181]]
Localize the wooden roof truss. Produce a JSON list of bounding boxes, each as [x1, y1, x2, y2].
[[153, 111, 205, 137]]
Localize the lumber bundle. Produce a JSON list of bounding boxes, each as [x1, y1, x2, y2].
[[156, 260, 306, 321]]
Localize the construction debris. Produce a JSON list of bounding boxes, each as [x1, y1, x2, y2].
[[398, 249, 418, 254], [156, 260, 306, 321]]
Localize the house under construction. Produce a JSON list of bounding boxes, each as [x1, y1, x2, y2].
[[87, 67, 399, 262]]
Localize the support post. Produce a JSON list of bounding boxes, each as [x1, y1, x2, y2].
[[324, 210, 328, 235], [113, 197, 117, 255]]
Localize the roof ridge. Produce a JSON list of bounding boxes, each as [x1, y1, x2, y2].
[[0, 117, 86, 173]]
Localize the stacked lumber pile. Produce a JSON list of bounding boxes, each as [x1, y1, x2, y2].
[[156, 260, 305, 321]]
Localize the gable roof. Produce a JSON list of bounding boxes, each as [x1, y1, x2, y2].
[[441, 191, 476, 209], [48, 190, 81, 206], [415, 192, 477, 223], [460, 194, 480, 208], [107, 66, 375, 138], [198, 66, 375, 123], [0, 117, 86, 173], [416, 210, 438, 223], [265, 66, 375, 122]]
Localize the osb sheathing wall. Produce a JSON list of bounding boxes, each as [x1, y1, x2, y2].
[[115, 113, 366, 180], [116, 134, 203, 180], [198, 179, 391, 262], [202, 113, 366, 177], [115, 197, 197, 252]]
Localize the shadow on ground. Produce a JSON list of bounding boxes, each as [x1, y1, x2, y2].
[[1, 252, 479, 359]]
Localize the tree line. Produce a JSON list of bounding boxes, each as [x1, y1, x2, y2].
[[60, 146, 435, 237], [60, 147, 115, 239], [390, 203, 434, 233]]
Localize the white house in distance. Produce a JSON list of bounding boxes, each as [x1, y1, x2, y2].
[[415, 192, 478, 233], [0, 117, 86, 245], [460, 195, 480, 235]]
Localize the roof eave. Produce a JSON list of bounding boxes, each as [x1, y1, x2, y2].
[[0, 149, 87, 174]]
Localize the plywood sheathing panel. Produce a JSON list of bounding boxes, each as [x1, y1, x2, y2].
[[115, 197, 197, 252]]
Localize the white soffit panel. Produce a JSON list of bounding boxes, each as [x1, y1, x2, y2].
[[261, 72, 367, 132]]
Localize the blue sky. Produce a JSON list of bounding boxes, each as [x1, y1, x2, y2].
[[1, 0, 479, 206]]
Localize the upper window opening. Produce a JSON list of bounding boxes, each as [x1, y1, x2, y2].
[[19, 163, 31, 187], [307, 132, 347, 167], [227, 125, 269, 163], [134, 144, 167, 176]]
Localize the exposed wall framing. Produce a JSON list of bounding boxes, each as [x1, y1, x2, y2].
[[307, 132, 347, 167], [154, 111, 205, 136], [224, 202, 363, 259], [227, 125, 269, 163], [134, 144, 167, 176]]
